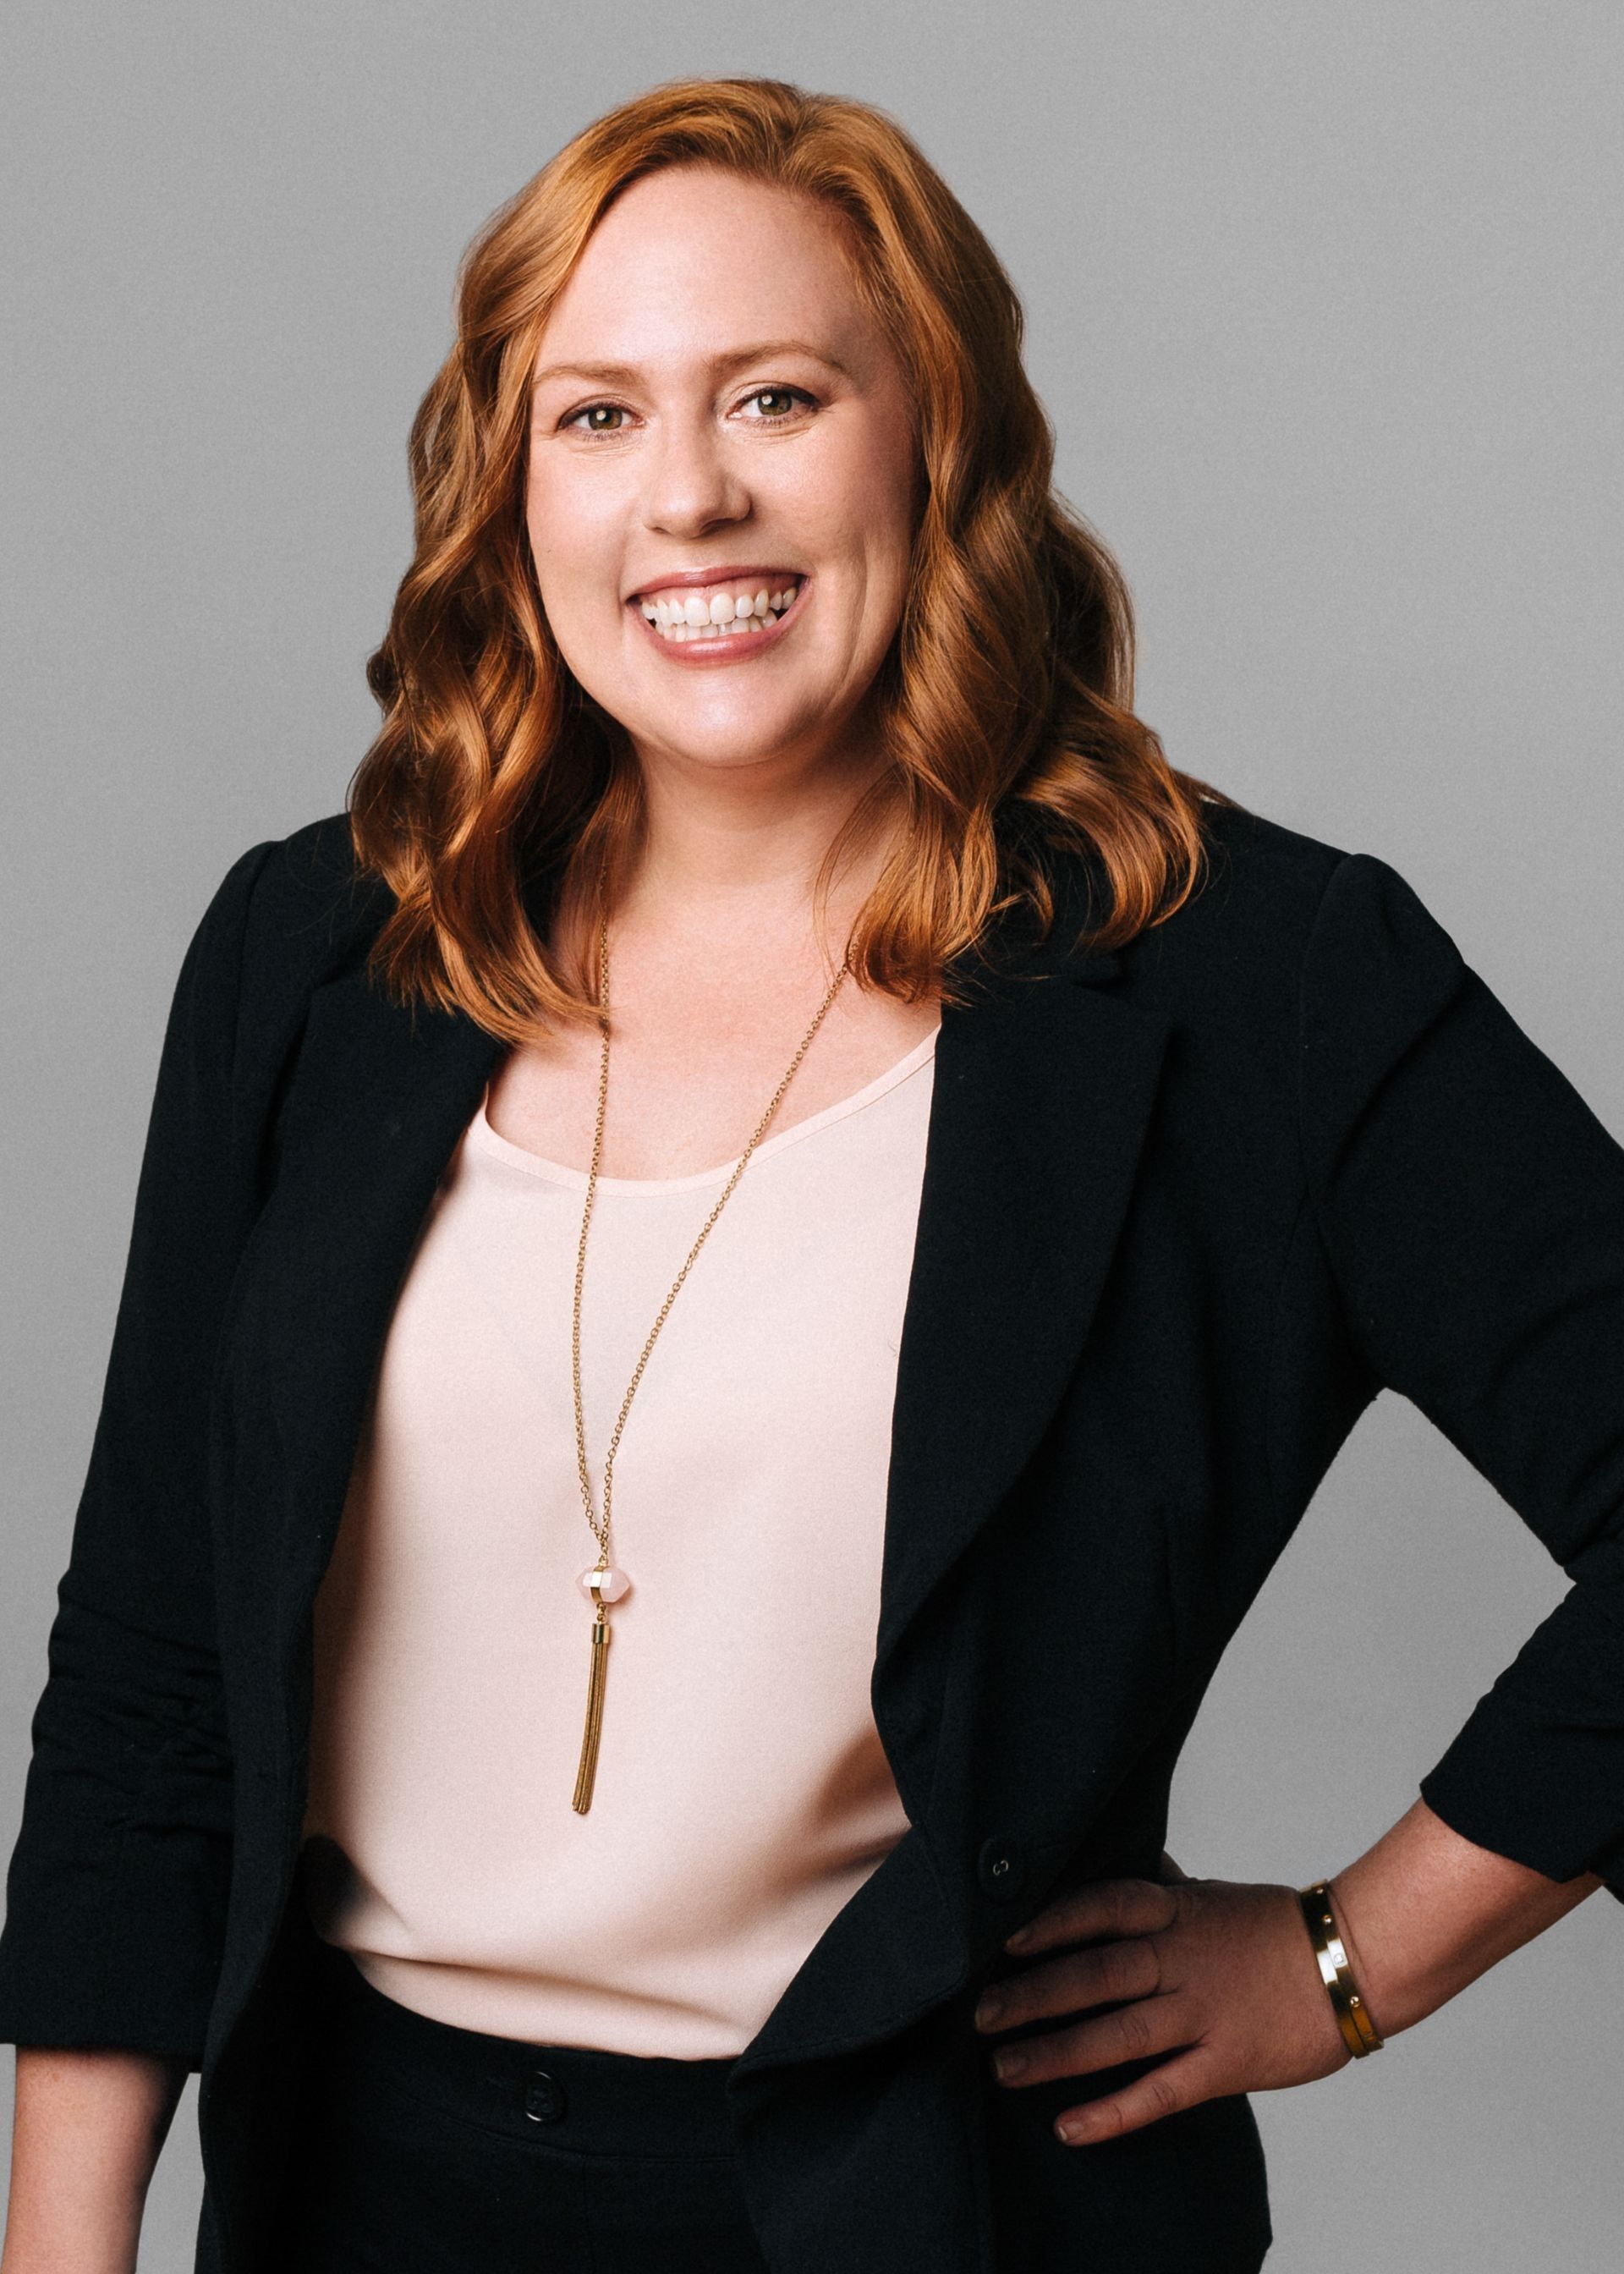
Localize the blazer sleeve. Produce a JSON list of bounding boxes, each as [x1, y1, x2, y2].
[[0, 837, 278, 2061], [1298, 850, 1624, 1904]]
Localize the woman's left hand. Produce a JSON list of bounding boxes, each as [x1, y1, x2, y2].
[[971, 1852, 1359, 2145]]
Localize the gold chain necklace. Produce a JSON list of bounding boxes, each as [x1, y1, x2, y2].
[[568, 898, 853, 1813]]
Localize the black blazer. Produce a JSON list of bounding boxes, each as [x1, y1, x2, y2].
[[2, 799, 1621, 2274]]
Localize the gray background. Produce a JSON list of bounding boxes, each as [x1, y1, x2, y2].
[[3, 3, 1619, 2266]]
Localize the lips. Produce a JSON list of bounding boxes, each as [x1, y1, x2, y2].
[[628, 564, 803, 602], [631, 574, 808, 656]]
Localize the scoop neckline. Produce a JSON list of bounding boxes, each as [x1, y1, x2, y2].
[[467, 1021, 941, 1196]]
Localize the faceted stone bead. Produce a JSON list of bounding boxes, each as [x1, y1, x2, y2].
[[577, 1564, 631, 1603]]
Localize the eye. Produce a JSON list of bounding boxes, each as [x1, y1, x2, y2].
[[556, 385, 817, 438], [561, 402, 631, 436], [738, 386, 815, 423]]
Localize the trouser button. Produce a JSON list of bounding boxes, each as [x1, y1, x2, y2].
[[524, 2068, 568, 2124]]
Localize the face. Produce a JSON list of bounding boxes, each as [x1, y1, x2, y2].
[[525, 165, 921, 799]]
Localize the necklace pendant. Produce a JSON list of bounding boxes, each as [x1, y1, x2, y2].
[[572, 1606, 611, 1814], [571, 1568, 630, 1814], [576, 1564, 631, 1604]]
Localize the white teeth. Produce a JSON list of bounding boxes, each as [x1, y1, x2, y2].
[[639, 579, 799, 641]]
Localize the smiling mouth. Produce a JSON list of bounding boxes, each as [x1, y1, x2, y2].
[[634, 579, 802, 643]]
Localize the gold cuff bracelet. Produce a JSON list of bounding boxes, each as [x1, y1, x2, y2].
[[1297, 1879, 1385, 2057]]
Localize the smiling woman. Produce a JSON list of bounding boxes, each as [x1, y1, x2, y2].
[[522, 163, 920, 808], [3, 68, 1622, 2274]]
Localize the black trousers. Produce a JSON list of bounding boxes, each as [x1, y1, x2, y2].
[[268, 1934, 771, 2271]]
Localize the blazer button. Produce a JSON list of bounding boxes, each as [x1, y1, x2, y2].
[[523, 2069, 568, 2124], [978, 1835, 1027, 1898]]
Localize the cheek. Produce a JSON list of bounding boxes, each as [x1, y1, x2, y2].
[[865, 456, 920, 572], [525, 475, 621, 629], [815, 434, 917, 598]]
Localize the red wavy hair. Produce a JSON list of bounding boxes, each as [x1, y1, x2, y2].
[[349, 74, 1242, 1041]]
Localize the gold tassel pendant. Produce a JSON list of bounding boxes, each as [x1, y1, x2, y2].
[[572, 1605, 611, 1813], [570, 1564, 628, 1814]]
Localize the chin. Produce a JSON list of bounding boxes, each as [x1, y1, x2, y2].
[[628, 695, 831, 766], [651, 724, 812, 772]]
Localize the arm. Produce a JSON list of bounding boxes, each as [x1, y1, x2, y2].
[[973, 850, 1624, 2139], [2, 2049, 187, 2274], [0, 838, 277, 2260], [1298, 850, 1624, 1901]]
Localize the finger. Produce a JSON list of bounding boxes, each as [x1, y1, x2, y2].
[[1157, 1849, 1192, 1883], [1005, 1876, 1180, 1954], [990, 1993, 1198, 2090], [975, 1931, 1165, 2034], [1053, 2050, 1212, 2146]]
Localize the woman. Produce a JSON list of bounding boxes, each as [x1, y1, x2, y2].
[[0, 73, 1618, 2274]]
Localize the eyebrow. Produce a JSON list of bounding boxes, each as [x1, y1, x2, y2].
[[531, 339, 852, 389]]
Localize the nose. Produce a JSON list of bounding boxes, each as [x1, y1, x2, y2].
[[641, 409, 749, 539]]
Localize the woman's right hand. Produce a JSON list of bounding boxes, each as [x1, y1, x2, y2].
[[2, 2046, 186, 2274]]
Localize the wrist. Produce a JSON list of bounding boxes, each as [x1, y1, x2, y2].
[[1298, 1878, 1387, 2055], [1320, 1867, 1429, 2039], [1325, 1795, 1609, 2045], [1322, 1876, 1390, 2036]]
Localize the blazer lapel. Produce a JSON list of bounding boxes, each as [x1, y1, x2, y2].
[[871, 945, 1170, 1807], [260, 973, 505, 1613]]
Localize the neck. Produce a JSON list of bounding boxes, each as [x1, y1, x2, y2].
[[617, 744, 901, 955]]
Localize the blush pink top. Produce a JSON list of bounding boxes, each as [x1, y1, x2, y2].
[[298, 1022, 939, 2057]]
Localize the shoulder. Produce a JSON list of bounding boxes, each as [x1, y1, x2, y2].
[[238, 807, 385, 973], [195, 806, 385, 999], [1160, 796, 1352, 960], [178, 809, 388, 1082], [1047, 798, 1474, 1107], [1105, 796, 1459, 1013]]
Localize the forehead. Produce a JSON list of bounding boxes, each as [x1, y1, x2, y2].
[[534, 167, 875, 376]]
